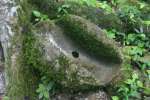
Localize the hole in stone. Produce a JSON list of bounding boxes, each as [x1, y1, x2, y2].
[[24, 96, 30, 100], [72, 51, 79, 58]]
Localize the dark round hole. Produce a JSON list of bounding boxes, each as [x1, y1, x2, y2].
[[24, 96, 30, 100], [72, 51, 79, 58]]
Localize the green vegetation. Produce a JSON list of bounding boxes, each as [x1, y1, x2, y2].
[[6, 0, 150, 100], [32, 10, 49, 23], [28, 0, 124, 31], [15, 27, 99, 99], [36, 76, 55, 100], [112, 72, 144, 100]]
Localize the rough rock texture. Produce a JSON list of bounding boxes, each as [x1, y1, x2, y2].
[[0, 72, 5, 95], [2, 0, 125, 99], [0, 0, 17, 96], [57, 15, 123, 63], [35, 16, 123, 87]]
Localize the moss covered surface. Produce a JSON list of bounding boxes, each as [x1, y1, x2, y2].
[[6, 0, 125, 99], [7, 15, 100, 100], [6, 31, 40, 100], [27, 0, 124, 31], [57, 15, 122, 63], [6, 0, 40, 99], [5, 0, 149, 99]]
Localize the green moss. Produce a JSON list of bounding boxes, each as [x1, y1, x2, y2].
[[7, 1, 122, 99], [57, 15, 122, 63], [27, 0, 59, 19], [7, 30, 50, 99], [27, 0, 123, 31], [65, 2, 124, 31], [6, 32, 40, 100], [21, 30, 98, 95], [6, 1, 41, 99], [22, 32, 42, 70], [45, 55, 100, 93], [16, 0, 33, 26]]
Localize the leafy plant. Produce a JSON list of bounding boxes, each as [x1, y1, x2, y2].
[[57, 4, 70, 16], [105, 29, 125, 45], [115, 72, 143, 100], [32, 10, 49, 23], [36, 84, 50, 100], [124, 33, 149, 48], [112, 96, 119, 100], [128, 46, 145, 62], [137, 61, 150, 70], [117, 5, 141, 24], [97, 1, 113, 14], [36, 76, 55, 100], [105, 29, 116, 39]]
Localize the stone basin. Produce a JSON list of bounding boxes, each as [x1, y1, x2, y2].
[[35, 15, 123, 85]]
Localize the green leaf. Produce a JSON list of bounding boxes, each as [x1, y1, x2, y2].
[[143, 87, 150, 95], [127, 34, 136, 42], [139, 3, 146, 9], [139, 34, 146, 39], [106, 30, 116, 39], [129, 91, 139, 97], [47, 82, 54, 91], [32, 10, 41, 17], [143, 21, 150, 25], [44, 91, 49, 99], [112, 96, 119, 100], [42, 15, 49, 20], [137, 81, 143, 88], [36, 84, 45, 93], [125, 79, 133, 84], [132, 73, 138, 80], [147, 70, 150, 74]]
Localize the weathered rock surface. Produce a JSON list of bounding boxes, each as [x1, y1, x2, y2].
[[2, 0, 125, 99], [0, 0, 17, 96], [35, 15, 123, 87]]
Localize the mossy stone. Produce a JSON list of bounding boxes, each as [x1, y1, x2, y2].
[[28, 0, 124, 31], [57, 15, 123, 63]]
